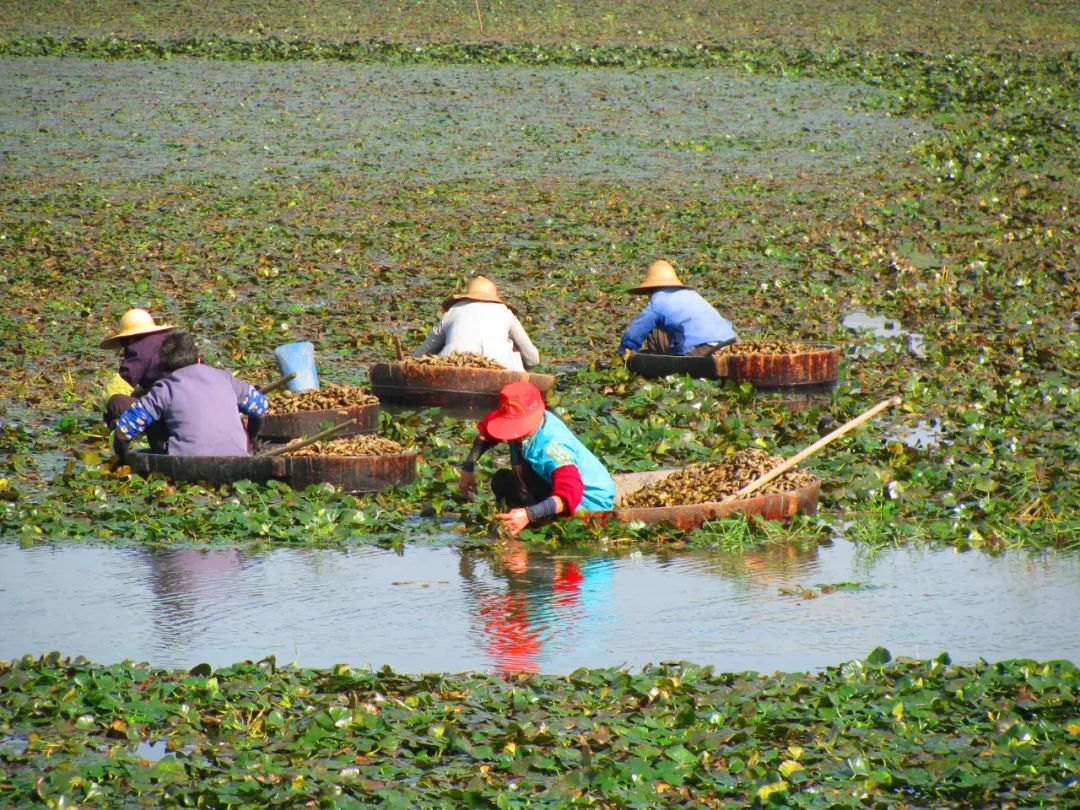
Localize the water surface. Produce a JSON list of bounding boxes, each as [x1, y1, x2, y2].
[[0, 57, 928, 184], [2, 540, 1076, 673]]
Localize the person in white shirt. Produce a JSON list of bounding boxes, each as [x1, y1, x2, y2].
[[413, 276, 540, 371]]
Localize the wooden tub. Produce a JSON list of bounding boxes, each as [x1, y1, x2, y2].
[[583, 468, 821, 529], [369, 362, 556, 410]]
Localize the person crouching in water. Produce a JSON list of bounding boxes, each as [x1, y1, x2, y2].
[[457, 381, 615, 537], [414, 275, 540, 371], [618, 259, 738, 357], [100, 308, 176, 452], [112, 330, 269, 460]]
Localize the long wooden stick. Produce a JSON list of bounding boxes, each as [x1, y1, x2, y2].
[[259, 371, 297, 395], [721, 395, 902, 503], [257, 418, 358, 458]]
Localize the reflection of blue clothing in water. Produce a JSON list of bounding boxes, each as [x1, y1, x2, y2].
[[573, 558, 615, 634], [478, 551, 616, 673], [545, 557, 615, 664]]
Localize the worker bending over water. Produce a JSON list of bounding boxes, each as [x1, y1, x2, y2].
[[618, 259, 737, 356], [414, 276, 540, 371], [113, 330, 269, 459], [457, 381, 615, 537]]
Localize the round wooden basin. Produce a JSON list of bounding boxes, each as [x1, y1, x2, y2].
[[261, 403, 380, 441], [369, 362, 556, 410], [584, 472, 821, 530]]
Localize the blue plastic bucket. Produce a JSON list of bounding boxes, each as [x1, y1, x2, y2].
[[274, 341, 320, 392]]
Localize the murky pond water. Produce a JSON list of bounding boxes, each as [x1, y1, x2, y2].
[[2, 540, 1076, 673], [0, 57, 929, 184], [843, 310, 926, 358]]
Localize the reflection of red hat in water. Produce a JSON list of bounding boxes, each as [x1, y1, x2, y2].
[[480, 593, 541, 674], [552, 561, 583, 607]]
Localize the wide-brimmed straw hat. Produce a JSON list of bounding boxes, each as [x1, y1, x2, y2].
[[99, 308, 174, 349], [627, 260, 687, 295], [479, 381, 546, 441], [442, 275, 516, 312]]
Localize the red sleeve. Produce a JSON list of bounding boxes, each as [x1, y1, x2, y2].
[[476, 412, 494, 441], [550, 465, 585, 514]]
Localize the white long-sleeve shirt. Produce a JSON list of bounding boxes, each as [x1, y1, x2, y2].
[[413, 300, 540, 371]]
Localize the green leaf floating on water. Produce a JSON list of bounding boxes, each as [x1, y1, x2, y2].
[[4, 654, 1079, 810], [865, 646, 892, 666]]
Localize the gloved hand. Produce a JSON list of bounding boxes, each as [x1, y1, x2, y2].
[[112, 433, 131, 465], [246, 415, 264, 448], [457, 469, 476, 501]]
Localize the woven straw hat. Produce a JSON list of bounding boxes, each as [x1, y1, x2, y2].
[[99, 308, 174, 349], [628, 260, 687, 295], [442, 276, 515, 312]]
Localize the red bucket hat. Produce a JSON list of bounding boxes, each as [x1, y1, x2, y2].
[[479, 381, 546, 441]]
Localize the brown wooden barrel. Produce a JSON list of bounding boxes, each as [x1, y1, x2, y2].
[[260, 403, 380, 442], [585, 475, 820, 529], [284, 451, 419, 493], [628, 345, 839, 387], [369, 362, 556, 410], [127, 451, 286, 487], [723, 344, 839, 387]]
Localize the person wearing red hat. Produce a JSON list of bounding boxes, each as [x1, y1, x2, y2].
[[457, 381, 615, 536], [618, 259, 737, 356]]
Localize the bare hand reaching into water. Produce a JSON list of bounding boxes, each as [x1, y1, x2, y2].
[[495, 508, 530, 537]]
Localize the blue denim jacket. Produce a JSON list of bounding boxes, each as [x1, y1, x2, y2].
[[618, 288, 737, 354]]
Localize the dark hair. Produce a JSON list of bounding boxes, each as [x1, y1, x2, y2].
[[159, 330, 199, 373]]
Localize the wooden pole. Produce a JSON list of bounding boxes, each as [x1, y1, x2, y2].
[[259, 371, 297, 395], [721, 395, 902, 503], [258, 418, 358, 458]]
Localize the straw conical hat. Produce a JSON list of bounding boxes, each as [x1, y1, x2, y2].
[[99, 308, 174, 349], [628, 260, 687, 295], [442, 275, 516, 312]]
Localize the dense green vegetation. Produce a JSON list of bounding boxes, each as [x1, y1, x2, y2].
[[1, 0, 1077, 52], [0, 35, 1075, 551], [1, 3, 1077, 807], [2, 651, 1078, 808]]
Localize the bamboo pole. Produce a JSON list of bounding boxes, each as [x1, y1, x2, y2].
[[721, 395, 902, 503], [257, 418, 358, 458], [259, 371, 297, 395]]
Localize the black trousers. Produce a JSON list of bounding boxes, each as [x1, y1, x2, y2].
[[491, 465, 552, 508], [642, 328, 736, 356]]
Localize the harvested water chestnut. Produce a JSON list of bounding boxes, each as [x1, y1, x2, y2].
[[402, 352, 506, 370], [620, 449, 815, 508], [270, 384, 379, 414]]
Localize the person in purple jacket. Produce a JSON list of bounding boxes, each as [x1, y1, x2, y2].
[[100, 308, 177, 452], [618, 259, 738, 356], [112, 330, 269, 459]]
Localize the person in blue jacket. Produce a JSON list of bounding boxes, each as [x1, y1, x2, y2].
[[618, 259, 737, 356], [457, 381, 615, 537]]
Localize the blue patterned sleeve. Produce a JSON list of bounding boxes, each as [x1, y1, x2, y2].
[[238, 385, 269, 417], [115, 381, 168, 439], [115, 403, 156, 440]]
